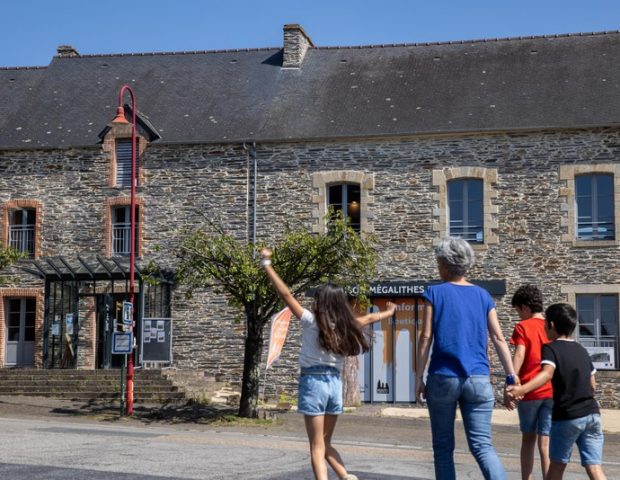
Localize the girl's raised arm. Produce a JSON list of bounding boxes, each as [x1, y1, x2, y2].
[[260, 248, 305, 319], [356, 301, 397, 327]]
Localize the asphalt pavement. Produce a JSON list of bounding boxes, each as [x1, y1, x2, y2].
[[0, 395, 619, 479]]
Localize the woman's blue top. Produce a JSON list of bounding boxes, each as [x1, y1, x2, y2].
[[422, 282, 495, 377]]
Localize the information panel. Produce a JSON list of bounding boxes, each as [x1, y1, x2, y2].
[[141, 318, 172, 362]]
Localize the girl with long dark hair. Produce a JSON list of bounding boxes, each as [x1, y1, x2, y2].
[[260, 248, 396, 480]]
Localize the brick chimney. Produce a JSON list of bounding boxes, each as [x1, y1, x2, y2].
[[282, 24, 314, 68], [56, 45, 80, 58]]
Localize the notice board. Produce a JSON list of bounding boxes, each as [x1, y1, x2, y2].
[[142, 318, 172, 363]]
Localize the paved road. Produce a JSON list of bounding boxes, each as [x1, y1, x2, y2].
[[1, 412, 620, 480]]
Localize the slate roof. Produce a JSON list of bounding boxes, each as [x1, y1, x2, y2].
[[1, 30, 620, 150]]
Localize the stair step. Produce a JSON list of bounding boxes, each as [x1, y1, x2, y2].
[[0, 369, 185, 404]]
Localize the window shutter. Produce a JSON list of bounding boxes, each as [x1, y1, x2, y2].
[[115, 139, 137, 187]]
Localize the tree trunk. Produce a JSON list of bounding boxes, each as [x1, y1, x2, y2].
[[342, 355, 361, 407], [238, 313, 264, 418]]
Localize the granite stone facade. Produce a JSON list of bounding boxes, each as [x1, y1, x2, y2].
[[2, 126, 620, 406]]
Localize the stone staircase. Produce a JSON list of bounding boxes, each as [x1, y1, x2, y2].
[[0, 368, 241, 406], [0, 369, 185, 404]]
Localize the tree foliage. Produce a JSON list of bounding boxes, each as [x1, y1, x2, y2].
[[0, 247, 24, 285], [175, 213, 377, 417]]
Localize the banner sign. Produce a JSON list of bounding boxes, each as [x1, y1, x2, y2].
[[266, 307, 292, 369], [310, 280, 507, 298]]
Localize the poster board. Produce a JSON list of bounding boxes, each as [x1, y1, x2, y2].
[[142, 318, 172, 362]]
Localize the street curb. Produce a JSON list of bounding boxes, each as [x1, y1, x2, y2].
[[380, 407, 620, 434]]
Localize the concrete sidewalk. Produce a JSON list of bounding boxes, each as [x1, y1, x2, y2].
[[380, 406, 620, 433]]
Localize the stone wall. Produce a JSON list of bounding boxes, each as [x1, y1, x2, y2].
[[1, 127, 620, 406]]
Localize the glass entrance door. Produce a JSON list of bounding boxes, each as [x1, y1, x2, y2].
[[358, 297, 422, 403], [4, 298, 35, 366]]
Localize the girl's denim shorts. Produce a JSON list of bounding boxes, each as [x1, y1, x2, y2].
[[298, 366, 343, 416]]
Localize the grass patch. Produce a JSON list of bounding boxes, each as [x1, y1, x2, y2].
[[211, 414, 279, 427]]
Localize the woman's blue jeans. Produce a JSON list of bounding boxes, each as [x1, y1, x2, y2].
[[426, 374, 506, 480]]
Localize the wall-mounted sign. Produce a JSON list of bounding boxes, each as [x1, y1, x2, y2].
[[112, 332, 132, 354], [585, 346, 616, 369], [312, 280, 507, 298], [122, 302, 133, 326]]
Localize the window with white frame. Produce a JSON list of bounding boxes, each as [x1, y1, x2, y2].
[[447, 178, 484, 243], [8, 208, 36, 258], [115, 139, 138, 188], [328, 183, 361, 233], [111, 206, 139, 256], [576, 293, 619, 370], [575, 173, 615, 241], [4, 297, 36, 366]]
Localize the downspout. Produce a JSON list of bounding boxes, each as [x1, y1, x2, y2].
[[252, 142, 257, 247], [243, 142, 258, 246]]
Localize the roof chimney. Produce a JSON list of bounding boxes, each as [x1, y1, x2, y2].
[[282, 24, 314, 68], [56, 45, 80, 58]]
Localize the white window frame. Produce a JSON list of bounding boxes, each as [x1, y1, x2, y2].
[[8, 208, 36, 258], [111, 205, 139, 256], [559, 164, 620, 247], [312, 171, 374, 234], [432, 167, 498, 248], [327, 183, 362, 233]]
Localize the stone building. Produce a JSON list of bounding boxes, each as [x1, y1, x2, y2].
[[1, 25, 620, 406]]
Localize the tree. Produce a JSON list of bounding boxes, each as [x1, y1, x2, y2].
[[176, 214, 377, 418], [0, 247, 23, 285]]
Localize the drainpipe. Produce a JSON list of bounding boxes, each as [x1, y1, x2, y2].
[[251, 142, 257, 247], [243, 142, 258, 246]]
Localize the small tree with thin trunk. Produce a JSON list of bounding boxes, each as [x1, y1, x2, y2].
[[175, 215, 377, 418], [0, 247, 23, 285]]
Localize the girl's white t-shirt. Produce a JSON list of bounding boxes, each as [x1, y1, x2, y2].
[[299, 309, 344, 370]]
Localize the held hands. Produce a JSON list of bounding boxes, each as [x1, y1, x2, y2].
[[504, 382, 524, 410]]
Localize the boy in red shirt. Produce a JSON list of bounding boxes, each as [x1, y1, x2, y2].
[[510, 285, 553, 480]]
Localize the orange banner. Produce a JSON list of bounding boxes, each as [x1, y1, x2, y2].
[[266, 307, 292, 369]]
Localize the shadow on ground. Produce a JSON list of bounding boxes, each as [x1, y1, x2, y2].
[[50, 400, 288, 425], [49, 400, 244, 425]]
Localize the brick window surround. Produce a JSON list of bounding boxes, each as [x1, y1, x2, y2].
[[1, 199, 43, 258], [102, 122, 147, 188], [432, 167, 499, 249], [312, 171, 375, 234], [0, 288, 44, 368], [104, 196, 145, 257], [559, 164, 620, 247]]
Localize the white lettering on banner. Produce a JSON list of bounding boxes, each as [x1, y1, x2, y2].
[[370, 284, 425, 295]]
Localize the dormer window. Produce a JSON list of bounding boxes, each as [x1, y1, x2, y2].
[[115, 139, 139, 188]]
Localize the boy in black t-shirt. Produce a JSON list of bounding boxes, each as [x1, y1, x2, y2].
[[507, 303, 606, 480]]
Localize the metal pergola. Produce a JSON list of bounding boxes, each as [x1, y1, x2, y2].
[[20, 255, 173, 369]]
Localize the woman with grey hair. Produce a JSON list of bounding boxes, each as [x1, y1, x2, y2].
[[416, 236, 516, 480]]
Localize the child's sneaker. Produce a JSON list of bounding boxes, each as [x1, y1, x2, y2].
[[342, 475, 358, 480]]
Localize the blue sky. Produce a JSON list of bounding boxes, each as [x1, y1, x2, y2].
[[2, 0, 619, 67]]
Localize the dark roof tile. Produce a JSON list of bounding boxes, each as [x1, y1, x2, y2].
[[1, 30, 620, 149]]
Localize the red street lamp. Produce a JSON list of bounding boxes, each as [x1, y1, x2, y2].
[[111, 85, 137, 416]]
